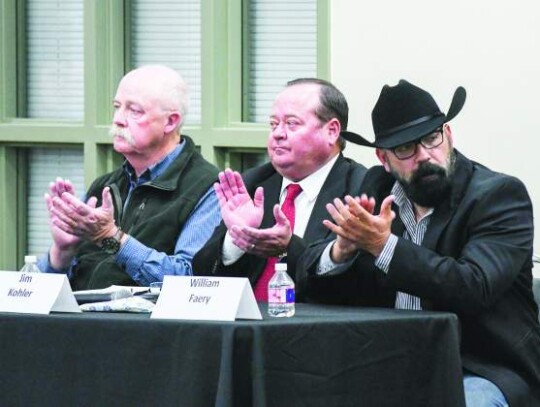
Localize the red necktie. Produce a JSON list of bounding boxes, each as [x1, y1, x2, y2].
[[254, 183, 303, 301]]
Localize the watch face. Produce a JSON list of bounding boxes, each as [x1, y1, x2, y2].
[[101, 237, 121, 255]]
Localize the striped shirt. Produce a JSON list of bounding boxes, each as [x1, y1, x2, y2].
[[318, 182, 435, 310], [374, 182, 433, 310]]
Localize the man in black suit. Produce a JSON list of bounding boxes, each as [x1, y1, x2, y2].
[[192, 78, 367, 301], [297, 80, 540, 406]]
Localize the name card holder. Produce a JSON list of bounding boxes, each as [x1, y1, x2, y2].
[[0, 271, 81, 314], [151, 276, 262, 321]]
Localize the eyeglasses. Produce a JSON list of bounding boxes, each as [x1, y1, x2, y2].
[[391, 127, 445, 160]]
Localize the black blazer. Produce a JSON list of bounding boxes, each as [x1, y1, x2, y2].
[[192, 154, 367, 297], [297, 151, 540, 406]]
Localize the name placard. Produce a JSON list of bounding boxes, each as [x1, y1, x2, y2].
[[151, 276, 262, 321], [0, 271, 81, 314]]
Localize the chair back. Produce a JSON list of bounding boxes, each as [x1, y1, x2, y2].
[[533, 254, 540, 321]]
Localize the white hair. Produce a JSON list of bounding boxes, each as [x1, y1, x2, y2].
[[128, 64, 190, 131]]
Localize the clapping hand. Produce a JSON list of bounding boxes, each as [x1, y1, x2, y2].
[[215, 169, 264, 230], [48, 184, 117, 244], [45, 177, 83, 251], [230, 203, 292, 257], [323, 194, 395, 262]]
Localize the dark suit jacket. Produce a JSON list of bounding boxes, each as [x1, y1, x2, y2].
[[297, 150, 540, 406], [192, 154, 366, 297]]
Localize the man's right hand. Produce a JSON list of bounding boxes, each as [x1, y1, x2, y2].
[[45, 178, 85, 269], [214, 169, 264, 230]]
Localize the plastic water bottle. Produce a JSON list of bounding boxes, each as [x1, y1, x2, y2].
[[268, 262, 295, 317], [20, 255, 41, 273]]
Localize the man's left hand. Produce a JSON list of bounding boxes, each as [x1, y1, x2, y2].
[[229, 203, 292, 257]]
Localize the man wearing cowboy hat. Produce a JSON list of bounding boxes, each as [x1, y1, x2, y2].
[[297, 80, 540, 406]]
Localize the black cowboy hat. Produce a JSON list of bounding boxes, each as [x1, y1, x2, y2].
[[341, 79, 466, 149]]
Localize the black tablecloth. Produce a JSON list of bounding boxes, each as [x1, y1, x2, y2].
[[0, 304, 465, 407]]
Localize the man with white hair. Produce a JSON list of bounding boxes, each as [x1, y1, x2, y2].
[[39, 65, 220, 289]]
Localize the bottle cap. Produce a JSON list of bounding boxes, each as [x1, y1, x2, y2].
[[275, 262, 287, 271], [24, 255, 38, 263]]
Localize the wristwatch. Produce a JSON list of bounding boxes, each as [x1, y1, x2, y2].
[[101, 228, 124, 255]]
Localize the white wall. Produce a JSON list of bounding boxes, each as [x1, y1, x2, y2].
[[331, 0, 540, 253]]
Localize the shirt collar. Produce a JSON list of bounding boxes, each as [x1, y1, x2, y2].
[[123, 140, 185, 185], [280, 153, 340, 201]]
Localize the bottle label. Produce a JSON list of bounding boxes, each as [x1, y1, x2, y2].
[[268, 288, 295, 304]]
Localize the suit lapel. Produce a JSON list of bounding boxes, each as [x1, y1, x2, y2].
[[422, 201, 453, 251], [303, 156, 347, 241], [390, 203, 405, 237], [260, 172, 283, 228]]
